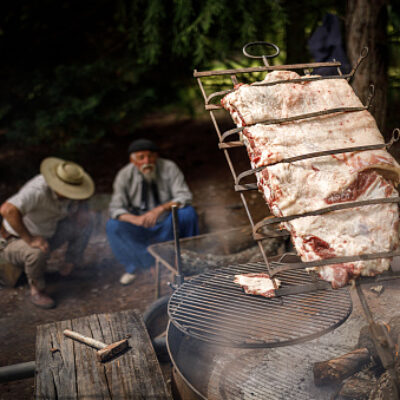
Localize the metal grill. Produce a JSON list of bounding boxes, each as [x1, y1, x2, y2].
[[168, 262, 352, 347]]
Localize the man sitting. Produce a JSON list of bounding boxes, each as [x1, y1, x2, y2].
[[106, 138, 198, 285], [0, 157, 95, 309]]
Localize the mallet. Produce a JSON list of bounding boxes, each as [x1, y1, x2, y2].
[[63, 329, 129, 362]]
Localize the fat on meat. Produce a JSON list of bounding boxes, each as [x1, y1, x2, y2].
[[234, 273, 281, 297], [222, 70, 400, 288]]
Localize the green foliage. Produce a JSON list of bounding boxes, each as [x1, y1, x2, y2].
[[0, 0, 289, 151], [0, 0, 398, 151], [2, 59, 158, 151]]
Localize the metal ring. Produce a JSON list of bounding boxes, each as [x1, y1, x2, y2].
[[392, 128, 400, 143], [360, 47, 369, 59], [367, 84, 375, 108], [369, 84, 375, 97], [243, 41, 280, 59]]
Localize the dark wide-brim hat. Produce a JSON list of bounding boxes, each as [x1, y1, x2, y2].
[[40, 157, 95, 200], [128, 138, 159, 154]]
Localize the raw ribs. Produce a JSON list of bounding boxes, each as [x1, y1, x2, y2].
[[222, 71, 400, 288], [234, 273, 281, 298]]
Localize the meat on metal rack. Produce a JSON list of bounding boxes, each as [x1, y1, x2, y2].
[[167, 41, 400, 396]]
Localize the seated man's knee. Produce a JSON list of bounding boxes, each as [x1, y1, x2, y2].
[[25, 247, 47, 265], [106, 218, 133, 236], [106, 219, 119, 236]]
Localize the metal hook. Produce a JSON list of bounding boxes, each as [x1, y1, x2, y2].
[[347, 47, 369, 82], [369, 84, 375, 96], [243, 42, 280, 67], [360, 47, 369, 59], [393, 128, 400, 142], [366, 84, 375, 108], [388, 128, 400, 149]]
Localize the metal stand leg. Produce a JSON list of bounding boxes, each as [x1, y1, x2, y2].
[[154, 259, 160, 300], [172, 205, 183, 287], [355, 282, 400, 398]]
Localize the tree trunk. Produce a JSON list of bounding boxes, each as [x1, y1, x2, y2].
[[345, 0, 389, 133], [284, 1, 308, 64]]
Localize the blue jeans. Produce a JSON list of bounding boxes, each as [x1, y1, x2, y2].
[[106, 206, 199, 273]]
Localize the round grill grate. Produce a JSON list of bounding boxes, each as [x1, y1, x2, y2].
[[168, 262, 352, 347]]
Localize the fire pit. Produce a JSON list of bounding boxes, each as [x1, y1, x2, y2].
[[166, 263, 400, 399], [167, 321, 347, 399]]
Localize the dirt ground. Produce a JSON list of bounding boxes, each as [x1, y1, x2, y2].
[[1, 115, 400, 399], [0, 115, 270, 399]]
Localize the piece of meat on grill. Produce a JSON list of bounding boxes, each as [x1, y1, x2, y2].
[[234, 273, 281, 297], [222, 71, 400, 289]]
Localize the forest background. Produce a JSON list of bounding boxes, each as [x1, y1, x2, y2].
[[0, 0, 399, 162]]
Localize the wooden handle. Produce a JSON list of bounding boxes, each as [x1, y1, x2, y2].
[[63, 329, 106, 350]]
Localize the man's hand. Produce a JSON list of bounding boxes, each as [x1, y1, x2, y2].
[[118, 205, 167, 228], [29, 236, 50, 253], [118, 202, 180, 228], [140, 207, 164, 228]]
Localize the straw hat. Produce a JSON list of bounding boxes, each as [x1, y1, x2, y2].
[[40, 157, 95, 200]]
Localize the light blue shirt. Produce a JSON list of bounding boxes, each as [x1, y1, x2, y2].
[[4, 175, 76, 238]]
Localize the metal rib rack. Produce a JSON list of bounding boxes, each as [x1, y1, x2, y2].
[[168, 261, 352, 347], [184, 41, 400, 391], [193, 41, 400, 280]]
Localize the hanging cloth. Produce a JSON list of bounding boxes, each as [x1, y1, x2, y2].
[[308, 13, 351, 75]]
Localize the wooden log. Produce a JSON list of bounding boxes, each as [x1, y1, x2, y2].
[[313, 348, 371, 386], [338, 376, 375, 399], [358, 317, 400, 366], [368, 363, 400, 400]]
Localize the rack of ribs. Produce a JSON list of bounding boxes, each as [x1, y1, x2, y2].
[[222, 70, 400, 289]]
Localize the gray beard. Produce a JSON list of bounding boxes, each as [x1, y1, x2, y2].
[[142, 168, 157, 183]]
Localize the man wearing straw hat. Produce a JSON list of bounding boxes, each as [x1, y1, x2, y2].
[[0, 157, 95, 309]]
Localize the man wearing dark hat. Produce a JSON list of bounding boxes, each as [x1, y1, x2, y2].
[[107, 138, 198, 285], [0, 158, 95, 308]]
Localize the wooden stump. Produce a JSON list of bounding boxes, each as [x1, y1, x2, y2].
[[35, 309, 172, 399]]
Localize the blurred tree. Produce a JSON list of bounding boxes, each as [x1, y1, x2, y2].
[[346, 0, 389, 131], [0, 0, 286, 150], [0, 0, 398, 150]]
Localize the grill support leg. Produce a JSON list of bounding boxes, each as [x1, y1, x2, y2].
[[355, 282, 400, 398]]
